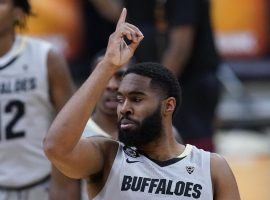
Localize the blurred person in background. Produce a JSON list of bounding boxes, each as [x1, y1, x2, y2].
[[121, 0, 221, 151], [162, 0, 221, 151], [0, 0, 74, 199]]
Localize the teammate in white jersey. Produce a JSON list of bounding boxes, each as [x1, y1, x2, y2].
[[44, 8, 241, 200], [0, 0, 74, 199]]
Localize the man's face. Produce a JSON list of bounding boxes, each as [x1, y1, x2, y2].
[[0, 0, 16, 35], [96, 68, 126, 116], [117, 74, 163, 146]]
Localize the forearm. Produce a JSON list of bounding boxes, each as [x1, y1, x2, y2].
[[44, 60, 116, 159], [162, 46, 186, 76], [162, 26, 194, 76], [90, 0, 122, 22]]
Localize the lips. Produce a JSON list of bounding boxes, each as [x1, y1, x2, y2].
[[104, 98, 118, 109], [120, 118, 137, 130]]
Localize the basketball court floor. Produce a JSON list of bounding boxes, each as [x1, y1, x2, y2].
[[215, 129, 270, 200]]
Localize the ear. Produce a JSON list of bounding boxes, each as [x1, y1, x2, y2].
[[13, 7, 25, 26], [162, 97, 176, 116]]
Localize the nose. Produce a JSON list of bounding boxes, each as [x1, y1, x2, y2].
[[107, 77, 119, 91], [119, 99, 133, 116]]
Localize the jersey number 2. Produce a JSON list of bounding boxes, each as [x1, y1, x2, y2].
[[0, 100, 25, 140]]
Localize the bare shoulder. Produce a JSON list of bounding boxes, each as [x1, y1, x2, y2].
[[210, 153, 234, 184], [47, 49, 68, 69], [210, 153, 241, 200], [210, 153, 228, 171], [46, 49, 74, 111], [46, 49, 72, 84]]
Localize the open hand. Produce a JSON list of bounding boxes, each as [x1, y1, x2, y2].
[[104, 8, 144, 68]]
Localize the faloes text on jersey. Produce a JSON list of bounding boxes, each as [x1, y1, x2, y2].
[[0, 77, 37, 95], [121, 175, 202, 198]]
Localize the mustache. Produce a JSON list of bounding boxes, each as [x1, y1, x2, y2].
[[104, 91, 117, 99], [119, 116, 139, 124]]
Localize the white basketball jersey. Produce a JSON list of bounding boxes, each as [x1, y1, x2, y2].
[[0, 35, 54, 187], [94, 144, 213, 200], [81, 119, 111, 200], [82, 118, 110, 138]]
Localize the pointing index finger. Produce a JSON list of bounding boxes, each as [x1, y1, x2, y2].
[[116, 8, 127, 29]]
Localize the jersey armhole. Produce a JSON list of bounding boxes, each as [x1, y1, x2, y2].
[[92, 142, 123, 199], [209, 153, 214, 198]]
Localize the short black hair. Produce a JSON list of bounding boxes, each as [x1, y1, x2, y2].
[[123, 62, 181, 115], [13, 0, 32, 28], [13, 0, 32, 15]]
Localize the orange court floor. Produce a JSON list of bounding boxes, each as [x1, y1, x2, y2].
[[215, 130, 270, 200], [228, 155, 270, 200]]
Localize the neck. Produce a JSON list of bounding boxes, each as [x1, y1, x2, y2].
[[137, 124, 185, 161], [0, 31, 15, 57], [92, 111, 118, 139]]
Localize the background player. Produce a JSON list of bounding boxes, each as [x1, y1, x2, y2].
[[0, 0, 74, 199]]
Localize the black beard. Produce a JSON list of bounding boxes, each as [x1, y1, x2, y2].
[[118, 105, 162, 147]]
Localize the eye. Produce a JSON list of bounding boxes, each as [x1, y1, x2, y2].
[[116, 95, 124, 104], [132, 97, 142, 103]]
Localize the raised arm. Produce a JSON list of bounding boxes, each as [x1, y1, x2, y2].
[[43, 8, 143, 179], [211, 153, 241, 200]]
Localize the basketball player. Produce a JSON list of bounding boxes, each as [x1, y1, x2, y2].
[[0, 0, 74, 199], [44, 8, 240, 199]]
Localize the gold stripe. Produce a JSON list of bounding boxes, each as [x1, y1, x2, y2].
[[13, 36, 27, 57]]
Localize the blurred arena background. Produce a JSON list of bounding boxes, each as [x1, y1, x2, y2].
[[212, 0, 270, 199], [21, 0, 270, 199]]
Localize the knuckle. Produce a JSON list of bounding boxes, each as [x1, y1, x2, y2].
[[109, 34, 114, 40]]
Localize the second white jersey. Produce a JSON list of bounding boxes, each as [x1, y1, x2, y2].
[[82, 118, 111, 138], [81, 119, 111, 200], [94, 144, 213, 200], [0, 35, 54, 187]]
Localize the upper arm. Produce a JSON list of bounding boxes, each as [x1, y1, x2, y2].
[[162, 0, 198, 75], [211, 153, 241, 200], [52, 138, 104, 179], [51, 137, 118, 179], [167, 26, 195, 54], [47, 49, 75, 112], [162, 25, 195, 75]]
